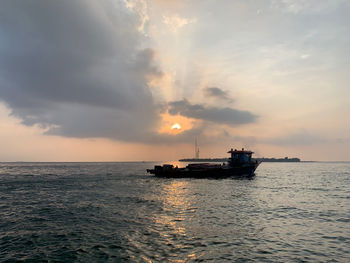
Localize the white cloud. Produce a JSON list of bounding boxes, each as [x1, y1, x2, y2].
[[125, 0, 149, 32], [271, 0, 347, 14], [162, 14, 196, 32]]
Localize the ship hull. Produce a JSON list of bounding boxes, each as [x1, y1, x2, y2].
[[147, 163, 260, 178]]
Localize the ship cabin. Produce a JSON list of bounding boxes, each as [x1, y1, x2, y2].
[[227, 148, 253, 164]]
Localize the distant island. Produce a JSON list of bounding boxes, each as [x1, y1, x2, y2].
[[179, 157, 301, 162]]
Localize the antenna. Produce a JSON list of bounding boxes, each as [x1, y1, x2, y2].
[[195, 138, 200, 159]]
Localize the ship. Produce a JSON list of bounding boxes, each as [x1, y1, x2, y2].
[[147, 148, 261, 178], [179, 157, 301, 162]]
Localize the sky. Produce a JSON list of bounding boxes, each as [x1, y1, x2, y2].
[[0, 0, 349, 161]]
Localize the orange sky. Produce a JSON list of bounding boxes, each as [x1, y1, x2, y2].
[[0, 0, 349, 161]]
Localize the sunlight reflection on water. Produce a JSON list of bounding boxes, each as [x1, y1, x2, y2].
[[0, 162, 349, 262]]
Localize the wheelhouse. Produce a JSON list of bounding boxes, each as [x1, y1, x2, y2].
[[227, 148, 253, 163]]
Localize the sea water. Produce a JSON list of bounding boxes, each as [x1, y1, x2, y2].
[[0, 162, 349, 262]]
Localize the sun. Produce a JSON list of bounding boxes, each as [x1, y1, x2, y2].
[[158, 114, 194, 134], [171, 123, 182, 130]]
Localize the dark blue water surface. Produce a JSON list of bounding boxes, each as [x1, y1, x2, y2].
[[0, 162, 349, 262]]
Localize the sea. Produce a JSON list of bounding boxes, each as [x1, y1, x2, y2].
[[0, 161, 349, 262]]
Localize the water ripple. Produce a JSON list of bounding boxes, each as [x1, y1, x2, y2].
[[0, 162, 350, 262]]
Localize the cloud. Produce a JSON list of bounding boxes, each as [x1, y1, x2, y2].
[[271, 0, 347, 14], [125, 0, 149, 32], [300, 54, 310, 59], [168, 99, 257, 126], [162, 14, 196, 32], [0, 0, 163, 142], [0, 0, 259, 145], [262, 130, 326, 146], [232, 131, 349, 148], [203, 87, 233, 102]]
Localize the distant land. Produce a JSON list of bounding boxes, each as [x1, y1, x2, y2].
[[179, 157, 301, 162]]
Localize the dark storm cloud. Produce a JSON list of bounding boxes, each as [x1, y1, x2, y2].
[[0, 0, 162, 141], [203, 87, 233, 102], [0, 0, 258, 144], [168, 99, 257, 125]]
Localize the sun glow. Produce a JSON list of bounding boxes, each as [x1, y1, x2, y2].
[[171, 123, 181, 130], [158, 113, 195, 135]]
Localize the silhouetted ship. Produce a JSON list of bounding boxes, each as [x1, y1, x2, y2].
[[147, 148, 261, 178], [179, 157, 301, 162]]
